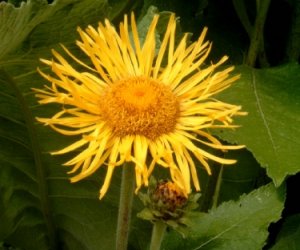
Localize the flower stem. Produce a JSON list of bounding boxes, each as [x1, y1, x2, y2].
[[199, 164, 221, 212], [149, 221, 167, 250], [116, 163, 135, 250], [212, 166, 224, 209], [246, 0, 271, 66]]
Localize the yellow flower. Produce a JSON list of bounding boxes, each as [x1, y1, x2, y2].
[[34, 13, 246, 199]]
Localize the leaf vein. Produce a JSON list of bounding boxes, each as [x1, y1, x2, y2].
[[251, 70, 278, 157], [192, 219, 242, 250]]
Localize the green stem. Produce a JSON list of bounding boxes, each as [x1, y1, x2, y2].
[[116, 163, 136, 250], [232, 0, 253, 37], [246, 0, 271, 66], [211, 166, 224, 209], [199, 164, 221, 212], [150, 221, 167, 250]]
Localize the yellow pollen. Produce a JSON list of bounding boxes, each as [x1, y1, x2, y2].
[[100, 77, 179, 140]]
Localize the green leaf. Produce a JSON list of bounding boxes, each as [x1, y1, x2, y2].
[[214, 64, 300, 186], [0, 69, 54, 249], [0, 0, 76, 59], [163, 183, 285, 250], [271, 213, 300, 250]]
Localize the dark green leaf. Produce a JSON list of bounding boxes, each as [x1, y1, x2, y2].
[[163, 183, 285, 250]]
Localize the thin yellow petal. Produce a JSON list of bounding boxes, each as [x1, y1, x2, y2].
[[99, 164, 116, 199]]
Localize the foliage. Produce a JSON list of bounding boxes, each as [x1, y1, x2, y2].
[[0, 0, 299, 249]]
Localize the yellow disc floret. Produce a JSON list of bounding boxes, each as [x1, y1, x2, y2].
[[100, 77, 180, 140]]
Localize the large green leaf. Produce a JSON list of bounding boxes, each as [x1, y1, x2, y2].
[[162, 183, 285, 250], [214, 64, 300, 186], [0, 0, 132, 61], [0, 0, 53, 59], [0, 0, 98, 59]]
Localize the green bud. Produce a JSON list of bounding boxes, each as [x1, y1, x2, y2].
[[137, 177, 203, 236]]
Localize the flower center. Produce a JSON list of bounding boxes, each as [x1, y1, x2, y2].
[[99, 77, 179, 140]]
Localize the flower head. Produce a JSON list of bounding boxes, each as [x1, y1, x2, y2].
[[34, 13, 246, 199], [137, 177, 202, 234]]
